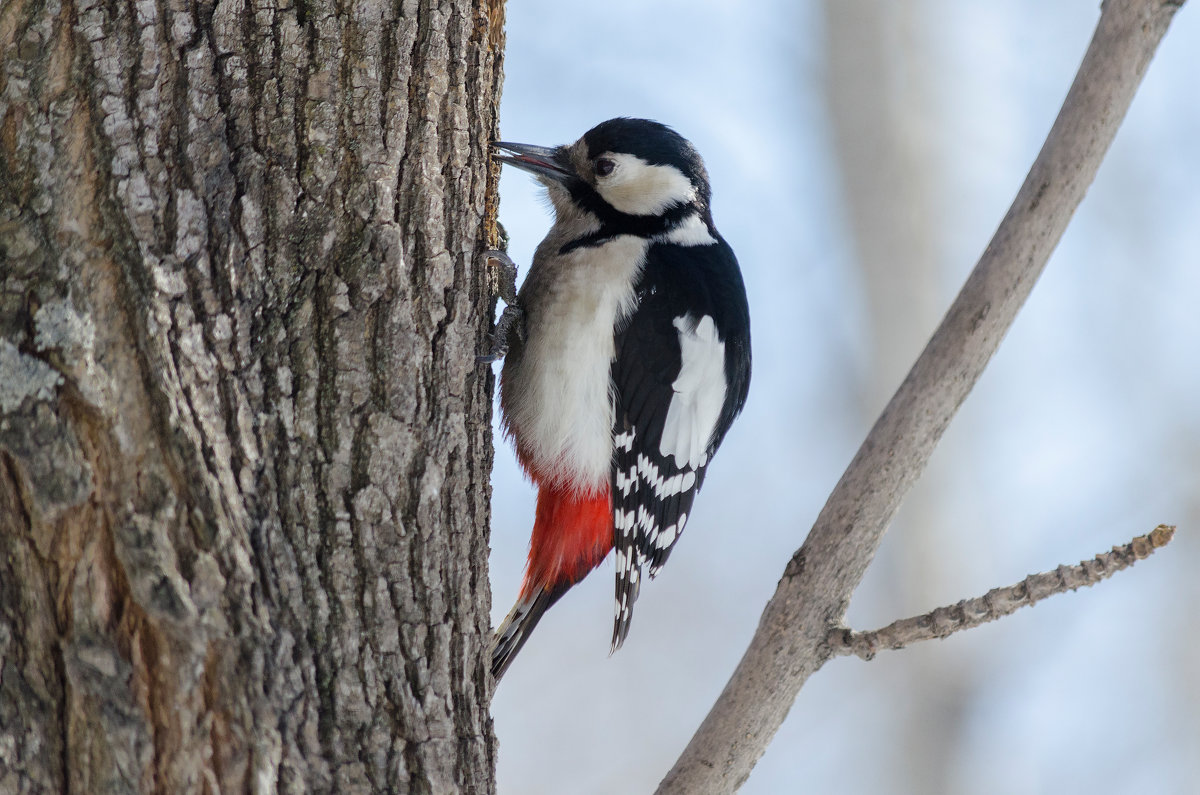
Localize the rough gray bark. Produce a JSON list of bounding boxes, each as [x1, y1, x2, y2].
[[0, 0, 504, 791], [659, 0, 1185, 791]]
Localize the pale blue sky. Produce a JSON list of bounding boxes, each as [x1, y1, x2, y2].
[[487, 3, 1200, 792]]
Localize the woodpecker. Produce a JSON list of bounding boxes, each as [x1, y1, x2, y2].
[[484, 118, 751, 680]]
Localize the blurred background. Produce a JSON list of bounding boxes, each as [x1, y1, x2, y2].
[[484, 2, 1200, 792]]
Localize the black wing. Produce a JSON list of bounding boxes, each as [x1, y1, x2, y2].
[[609, 235, 751, 650]]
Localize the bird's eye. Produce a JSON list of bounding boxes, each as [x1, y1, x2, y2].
[[595, 158, 615, 177]]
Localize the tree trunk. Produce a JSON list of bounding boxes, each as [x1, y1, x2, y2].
[[0, 0, 504, 790]]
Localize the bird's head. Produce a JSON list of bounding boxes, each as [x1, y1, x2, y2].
[[493, 118, 711, 222]]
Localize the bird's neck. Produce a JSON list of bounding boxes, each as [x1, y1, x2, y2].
[[553, 204, 705, 256]]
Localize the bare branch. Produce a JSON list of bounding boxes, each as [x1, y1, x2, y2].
[[831, 525, 1176, 661], [657, 3, 1185, 793]]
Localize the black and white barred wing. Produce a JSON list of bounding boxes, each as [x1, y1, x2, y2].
[[610, 307, 728, 650]]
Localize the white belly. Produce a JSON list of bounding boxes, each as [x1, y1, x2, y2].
[[502, 236, 648, 494]]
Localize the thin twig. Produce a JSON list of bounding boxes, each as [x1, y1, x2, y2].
[[831, 525, 1175, 661], [657, 3, 1185, 793]]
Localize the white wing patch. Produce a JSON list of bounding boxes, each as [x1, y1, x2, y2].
[[660, 315, 727, 468]]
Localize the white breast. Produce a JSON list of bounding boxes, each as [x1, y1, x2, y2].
[[503, 235, 649, 494]]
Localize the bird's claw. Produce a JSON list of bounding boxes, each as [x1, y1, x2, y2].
[[481, 249, 519, 305], [477, 304, 525, 364]]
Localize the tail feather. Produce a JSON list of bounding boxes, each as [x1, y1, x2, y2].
[[491, 584, 568, 681], [492, 480, 612, 681]]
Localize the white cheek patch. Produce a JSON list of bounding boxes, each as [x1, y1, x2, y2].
[[596, 153, 696, 216], [660, 315, 727, 468]]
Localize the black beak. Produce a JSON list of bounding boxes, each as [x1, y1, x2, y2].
[[491, 141, 573, 184]]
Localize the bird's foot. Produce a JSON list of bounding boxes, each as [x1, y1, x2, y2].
[[482, 249, 519, 304], [479, 249, 524, 364], [478, 303, 525, 364]]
